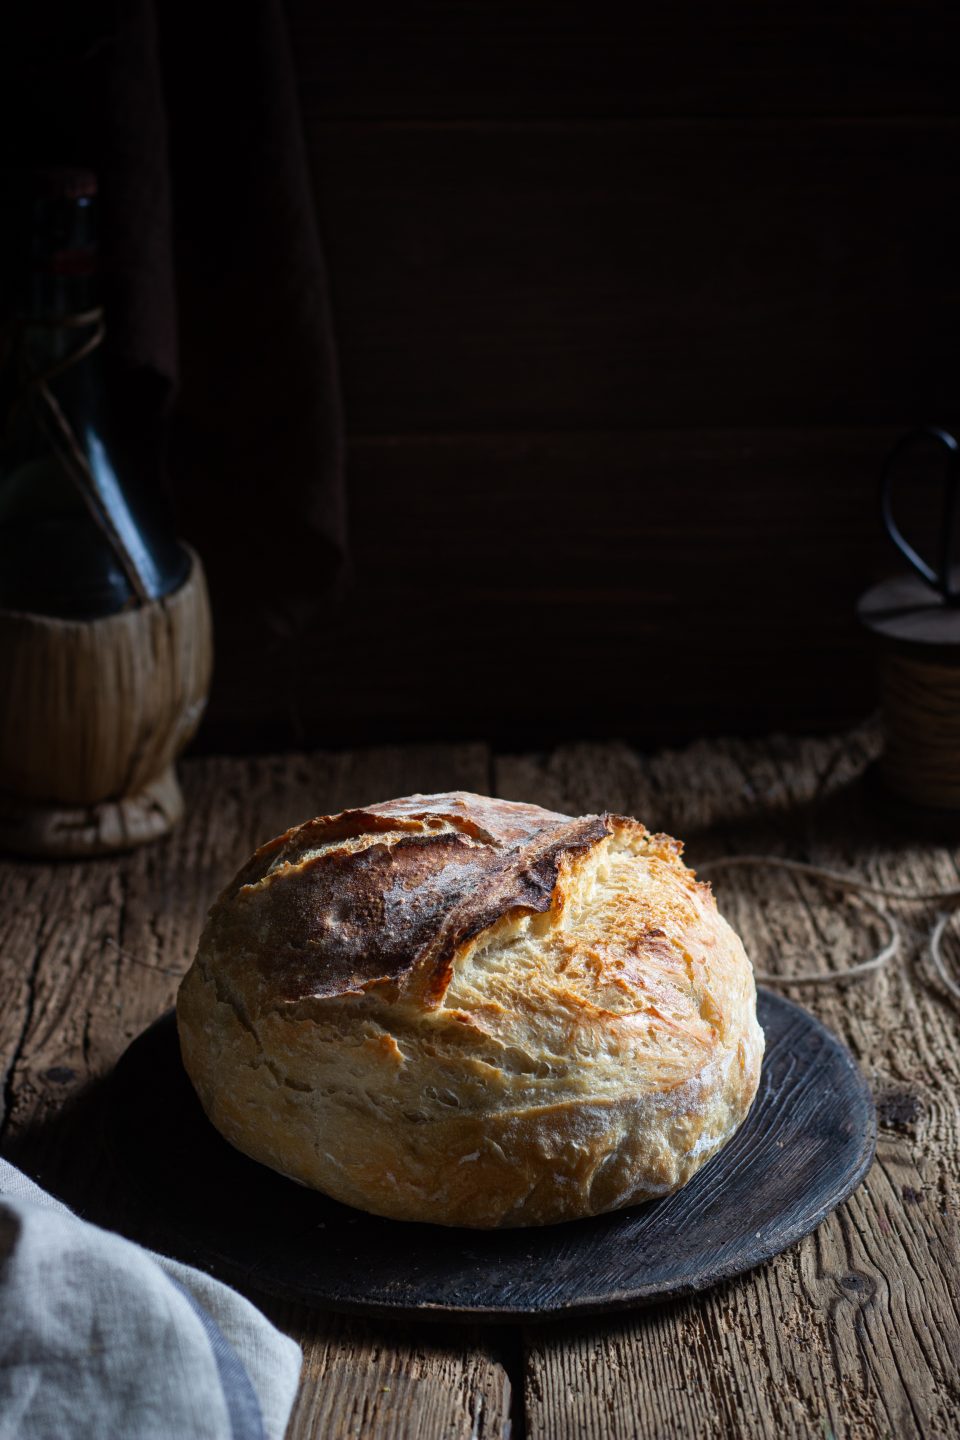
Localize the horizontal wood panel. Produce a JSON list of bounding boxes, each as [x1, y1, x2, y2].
[[308, 119, 960, 433], [198, 427, 939, 750], [288, 2, 957, 120]]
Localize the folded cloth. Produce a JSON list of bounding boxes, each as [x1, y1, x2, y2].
[[0, 1159, 301, 1440]]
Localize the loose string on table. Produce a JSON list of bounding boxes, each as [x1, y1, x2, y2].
[[697, 854, 960, 1003], [106, 937, 187, 980]]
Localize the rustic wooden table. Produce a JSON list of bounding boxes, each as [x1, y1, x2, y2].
[[2, 728, 958, 1439]]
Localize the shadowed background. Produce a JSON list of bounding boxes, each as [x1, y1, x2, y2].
[[269, 1, 960, 749], [3, 1, 958, 751]]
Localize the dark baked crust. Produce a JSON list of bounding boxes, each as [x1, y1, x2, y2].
[[208, 792, 612, 1010]]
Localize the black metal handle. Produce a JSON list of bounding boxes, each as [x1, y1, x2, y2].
[[881, 426, 960, 604]]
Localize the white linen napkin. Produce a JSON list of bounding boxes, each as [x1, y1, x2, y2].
[[0, 1158, 301, 1440]]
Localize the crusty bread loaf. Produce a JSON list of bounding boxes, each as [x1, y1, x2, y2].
[[176, 791, 763, 1228]]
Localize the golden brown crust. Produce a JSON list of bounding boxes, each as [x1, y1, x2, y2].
[[208, 792, 612, 1005], [177, 792, 764, 1228]]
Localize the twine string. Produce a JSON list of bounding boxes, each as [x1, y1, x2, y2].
[[698, 853, 960, 999], [700, 853, 960, 904], [106, 937, 186, 980], [927, 912, 960, 1005]]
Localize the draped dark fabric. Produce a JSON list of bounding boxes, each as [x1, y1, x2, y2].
[[2, 0, 347, 736]]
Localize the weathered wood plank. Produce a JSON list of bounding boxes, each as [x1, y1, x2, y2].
[[0, 742, 508, 1440], [498, 731, 960, 1438], [272, 1307, 511, 1440]]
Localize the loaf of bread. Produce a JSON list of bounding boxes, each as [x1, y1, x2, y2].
[[176, 792, 763, 1227]]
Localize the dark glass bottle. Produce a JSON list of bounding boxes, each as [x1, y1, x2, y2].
[[0, 170, 188, 619]]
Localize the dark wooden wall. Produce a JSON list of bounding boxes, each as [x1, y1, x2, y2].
[[204, 1, 960, 750]]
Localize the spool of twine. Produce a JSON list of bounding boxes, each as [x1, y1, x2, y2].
[[878, 652, 960, 810], [858, 571, 960, 822]]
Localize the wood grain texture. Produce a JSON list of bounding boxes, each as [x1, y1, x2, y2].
[[1, 732, 958, 1437], [276, 1307, 511, 1440], [498, 726, 960, 1438]]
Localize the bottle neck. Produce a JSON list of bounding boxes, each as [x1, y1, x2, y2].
[[0, 174, 191, 618], [17, 183, 100, 325], [19, 201, 102, 373]]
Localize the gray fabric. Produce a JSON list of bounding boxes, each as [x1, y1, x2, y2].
[[0, 1159, 301, 1440], [166, 1280, 267, 1440]]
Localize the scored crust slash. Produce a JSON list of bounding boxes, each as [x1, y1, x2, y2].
[[176, 791, 764, 1228]]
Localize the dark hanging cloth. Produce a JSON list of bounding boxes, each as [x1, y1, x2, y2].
[[2, 0, 347, 743]]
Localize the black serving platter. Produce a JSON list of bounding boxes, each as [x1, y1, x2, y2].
[[106, 990, 875, 1322]]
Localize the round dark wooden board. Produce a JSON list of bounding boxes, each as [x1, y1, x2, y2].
[[105, 990, 875, 1322]]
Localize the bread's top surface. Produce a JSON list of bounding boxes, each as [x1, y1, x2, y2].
[[210, 792, 617, 1007], [198, 791, 746, 1077]]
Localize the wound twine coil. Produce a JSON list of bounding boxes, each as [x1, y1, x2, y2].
[[878, 652, 960, 810], [697, 854, 960, 1004]]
